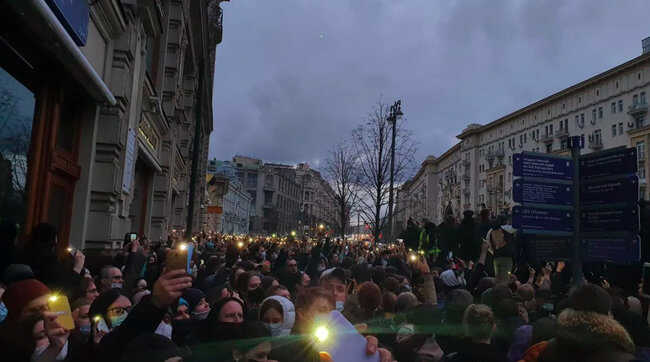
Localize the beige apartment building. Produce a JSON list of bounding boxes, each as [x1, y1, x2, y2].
[[0, 0, 225, 251], [398, 37, 650, 228], [229, 156, 337, 235]]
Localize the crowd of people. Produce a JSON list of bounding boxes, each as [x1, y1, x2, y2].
[[0, 214, 649, 362]]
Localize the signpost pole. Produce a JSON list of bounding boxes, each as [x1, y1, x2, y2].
[[570, 138, 584, 286]]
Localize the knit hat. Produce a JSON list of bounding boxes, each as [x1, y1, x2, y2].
[[3, 278, 49, 320], [2, 264, 35, 285], [89, 289, 123, 319], [181, 288, 205, 312]]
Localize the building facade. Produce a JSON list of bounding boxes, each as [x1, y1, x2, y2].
[[295, 163, 338, 231], [227, 156, 337, 235], [206, 160, 251, 235], [399, 37, 650, 224], [0, 0, 225, 251]]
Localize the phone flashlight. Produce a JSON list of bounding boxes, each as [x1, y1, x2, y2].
[[314, 325, 329, 343]]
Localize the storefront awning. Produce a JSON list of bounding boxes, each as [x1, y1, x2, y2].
[[10, 0, 115, 105]]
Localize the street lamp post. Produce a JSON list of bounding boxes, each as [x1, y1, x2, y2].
[[387, 100, 403, 242]]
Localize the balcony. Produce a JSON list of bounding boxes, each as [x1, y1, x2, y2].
[[628, 101, 648, 117], [588, 138, 603, 150], [540, 133, 554, 144], [463, 174, 470, 181], [555, 128, 569, 139], [463, 159, 471, 168]]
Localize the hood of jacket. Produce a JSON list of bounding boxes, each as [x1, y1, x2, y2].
[[555, 308, 635, 353]]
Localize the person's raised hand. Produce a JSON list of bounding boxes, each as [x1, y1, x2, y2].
[[72, 250, 85, 274], [151, 269, 193, 309], [365, 335, 393, 362], [556, 261, 566, 273], [43, 311, 70, 350], [413, 256, 430, 275]]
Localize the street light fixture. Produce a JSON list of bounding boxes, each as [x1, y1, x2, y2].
[[387, 100, 403, 242]]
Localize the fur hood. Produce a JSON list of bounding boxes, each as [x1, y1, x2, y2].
[[555, 308, 635, 353]]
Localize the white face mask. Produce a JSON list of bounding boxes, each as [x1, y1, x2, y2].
[[155, 321, 173, 340], [265, 322, 290, 337], [111, 282, 123, 289]]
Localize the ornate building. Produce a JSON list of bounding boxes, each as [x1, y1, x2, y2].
[[0, 0, 226, 250]]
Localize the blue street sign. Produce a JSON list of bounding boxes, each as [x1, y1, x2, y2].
[[580, 207, 639, 233], [513, 179, 573, 206], [579, 147, 637, 180], [582, 234, 641, 264], [526, 238, 571, 261], [512, 206, 574, 233], [45, 0, 89, 46], [581, 175, 639, 208], [513, 153, 573, 180]]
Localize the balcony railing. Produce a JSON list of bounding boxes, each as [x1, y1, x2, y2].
[[540, 133, 554, 143], [628, 101, 648, 116], [588, 138, 603, 150], [555, 128, 569, 138]]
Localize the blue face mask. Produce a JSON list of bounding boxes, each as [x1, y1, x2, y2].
[[335, 301, 344, 312], [79, 324, 91, 335], [0, 302, 7, 323], [109, 313, 128, 328], [207, 242, 215, 248], [265, 322, 290, 337]]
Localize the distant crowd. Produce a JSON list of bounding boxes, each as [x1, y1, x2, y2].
[[0, 216, 649, 361]]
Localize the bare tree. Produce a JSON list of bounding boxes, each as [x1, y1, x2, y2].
[[352, 100, 417, 243], [323, 141, 360, 239]]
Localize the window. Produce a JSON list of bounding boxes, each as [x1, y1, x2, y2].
[[598, 107, 603, 119], [592, 109, 597, 121], [581, 113, 585, 123], [578, 96, 582, 103], [549, 124, 553, 135], [594, 129, 602, 144], [642, 92, 647, 104], [612, 125, 617, 137], [575, 115, 579, 125], [0, 67, 35, 227], [619, 122, 623, 134], [524, 133, 527, 143], [611, 102, 616, 114], [640, 166, 646, 181], [638, 141, 646, 161], [560, 139, 567, 150], [634, 94, 639, 105], [618, 100, 623, 112], [546, 144, 552, 153]]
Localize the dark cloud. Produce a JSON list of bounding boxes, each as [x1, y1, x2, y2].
[[211, 0, 650, 166]]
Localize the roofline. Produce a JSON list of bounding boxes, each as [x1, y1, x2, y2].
[[461, 52, 650, 137]]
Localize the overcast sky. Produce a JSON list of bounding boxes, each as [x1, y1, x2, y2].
[[210, 0, 650, 170]]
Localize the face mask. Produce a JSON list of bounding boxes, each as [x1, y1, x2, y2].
[[207, 242, 215, 248], [261, 251, 266, 259], [192, 309, 210, 320], [111, 282, 123, 289], [265, 322, 288, 337], [109, 313, 128, 328], [335, 301, 344, 312], [317, 265, 326, 272], [542, 303, 554, 312], [155, 321, 173, 339], [248, 287, 265, 304], [0, 302, 7, 323], [79, 324, 91, 335]]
